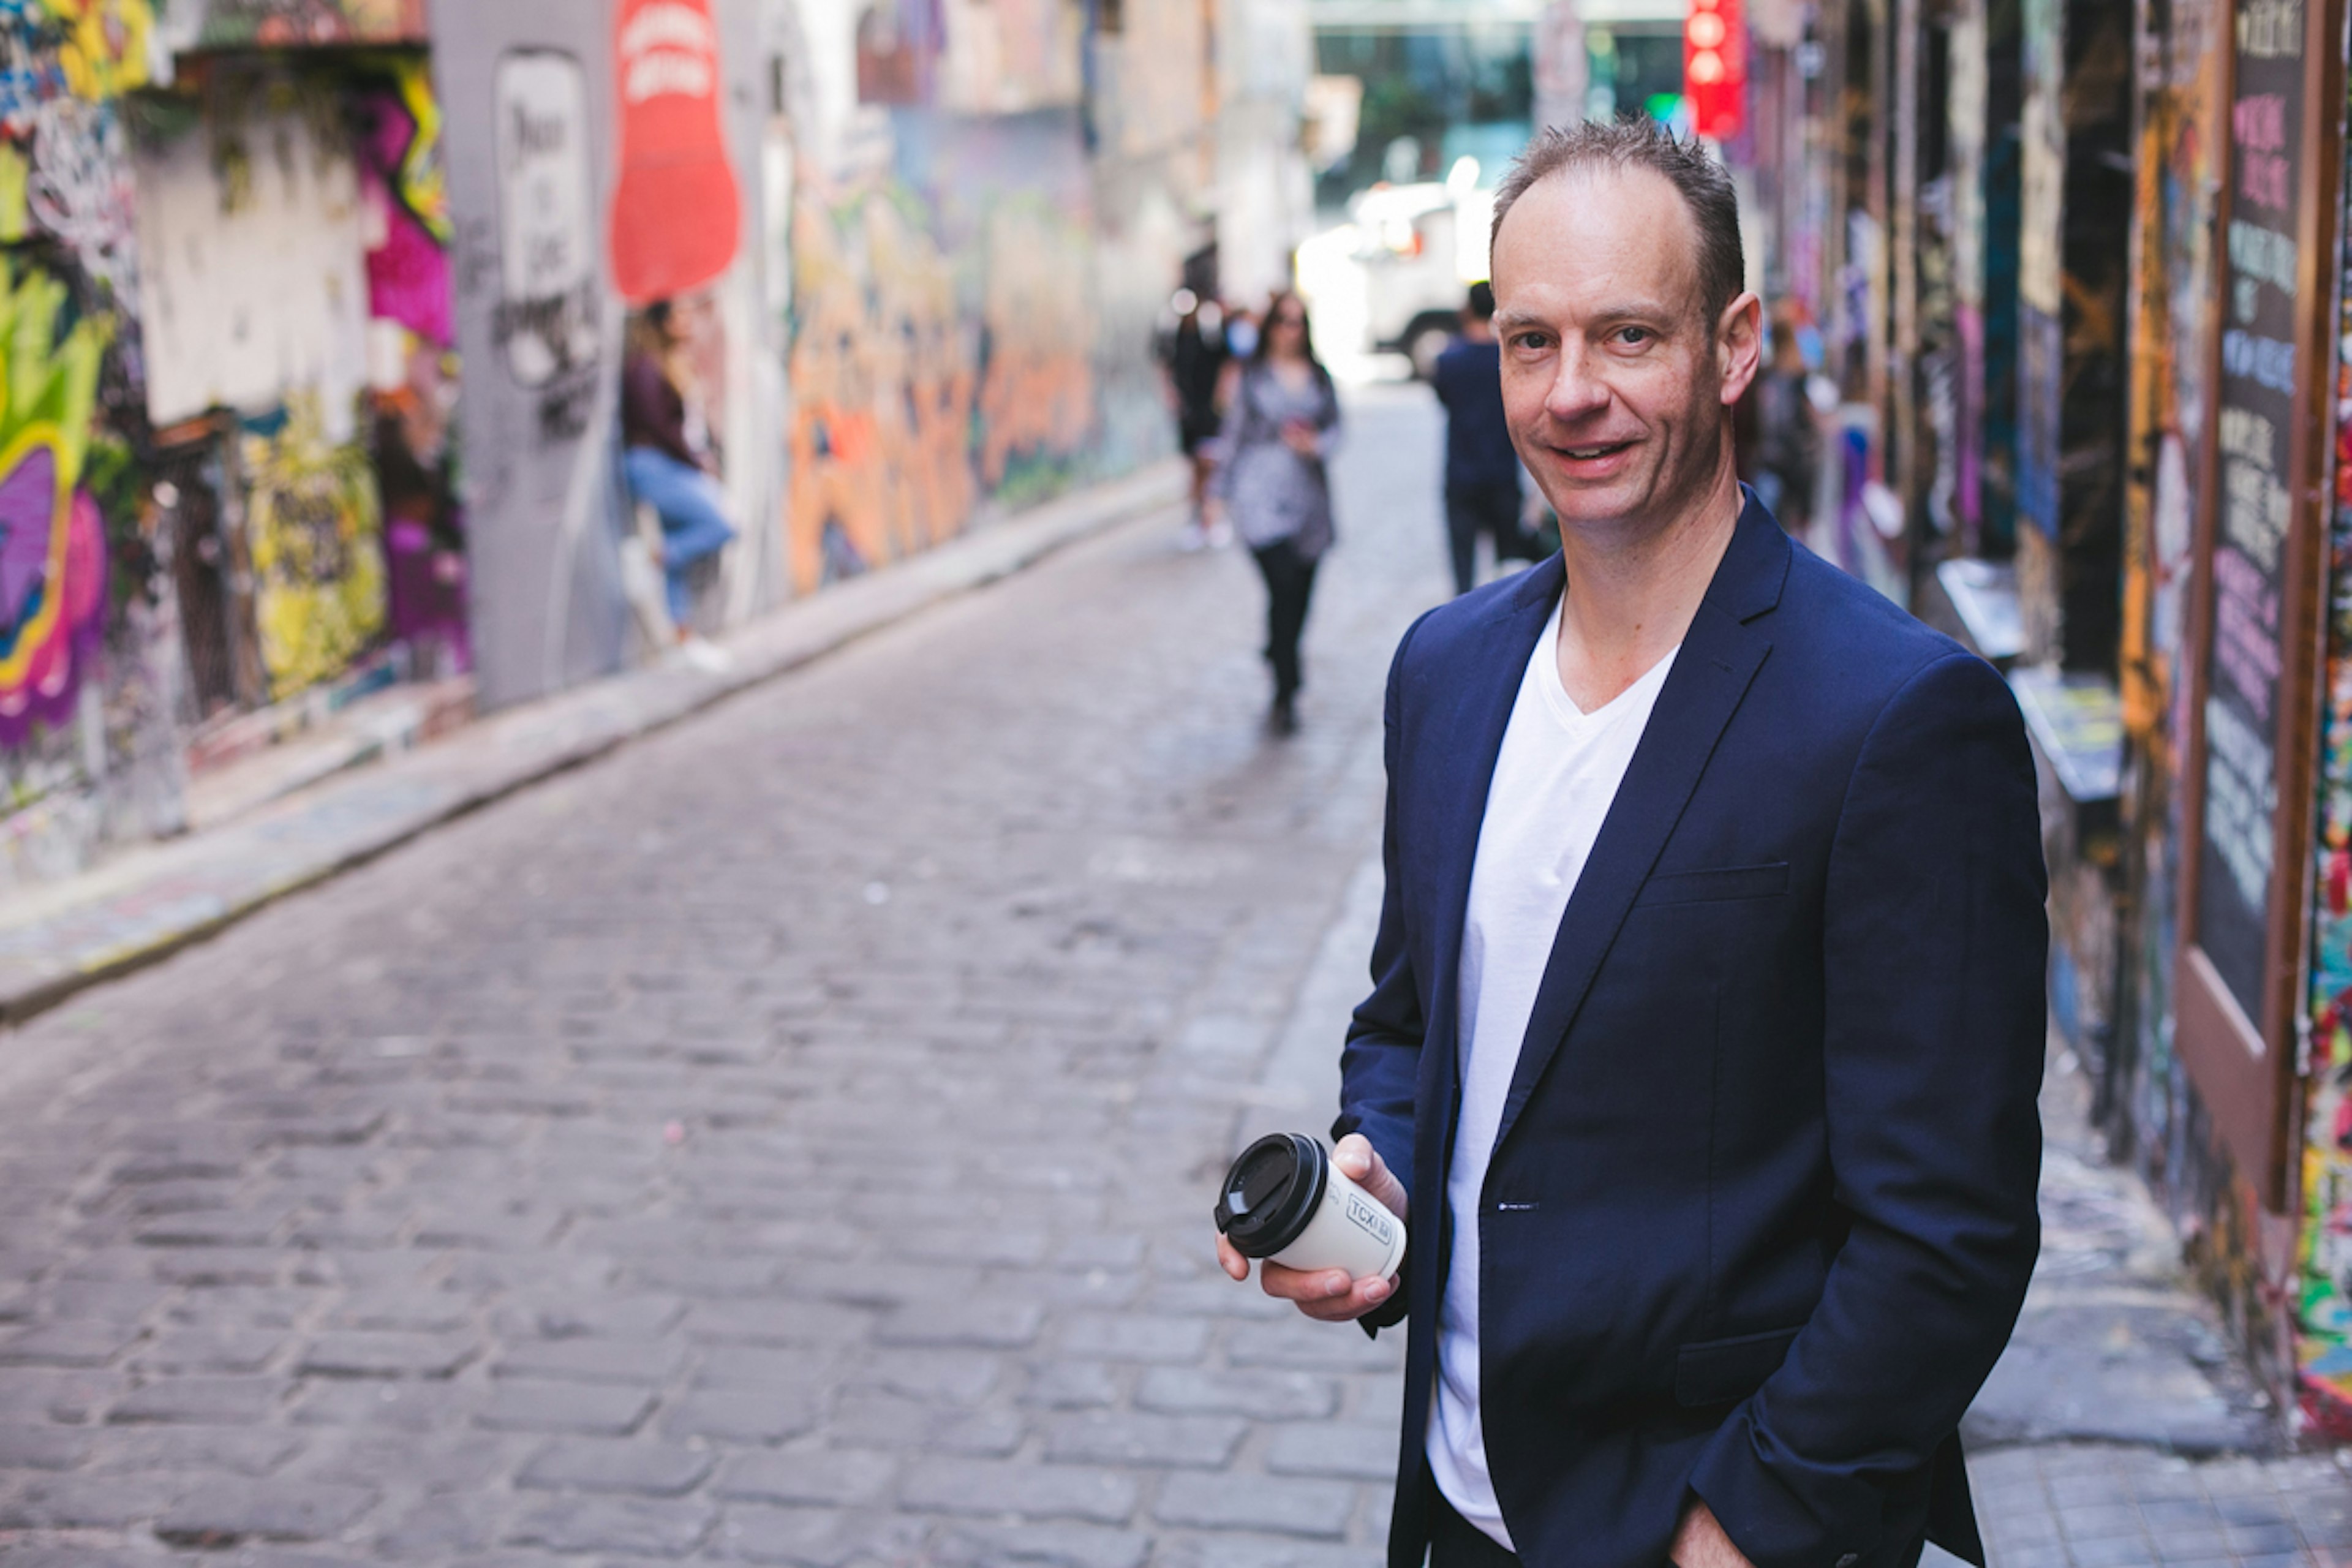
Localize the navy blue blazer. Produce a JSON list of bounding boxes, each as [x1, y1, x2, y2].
[[1336, 493, 2046, 1568]]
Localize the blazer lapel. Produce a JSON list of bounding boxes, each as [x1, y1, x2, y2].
[[1425, 557, 1565, 1085], [1490, 497, 1792, 1155]]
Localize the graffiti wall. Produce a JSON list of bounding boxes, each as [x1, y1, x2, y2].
[[777, 13, 1090, 592], [2296, 75, 2352, 1438], [0, 0, 186, 889]]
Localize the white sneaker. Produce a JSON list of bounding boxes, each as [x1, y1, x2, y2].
[[677, 636, 733, 674], [1204, 521, 1234, 549]]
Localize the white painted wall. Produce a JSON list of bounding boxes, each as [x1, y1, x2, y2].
[[135, 110, 371, 439]]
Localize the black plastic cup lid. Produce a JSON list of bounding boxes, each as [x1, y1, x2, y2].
[[1214, 1132, 1329, 1258]]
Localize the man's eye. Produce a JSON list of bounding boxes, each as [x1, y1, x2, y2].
[[1615, 326, 1651, 346]]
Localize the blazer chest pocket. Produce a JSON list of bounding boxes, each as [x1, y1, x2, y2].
[[1637, 861, 1790, 907], [1675, 1325, 1802, 1407]]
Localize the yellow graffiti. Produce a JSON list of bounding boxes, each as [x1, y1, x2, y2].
[[382, 52, 450, 243], [976, 200, 1095, 489], [785, 186, 976, 595], [242, 393, 386, 699], [42, 0, 154, 101]]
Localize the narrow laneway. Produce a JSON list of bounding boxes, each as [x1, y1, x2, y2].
[[1, 384, 2344, 1567]]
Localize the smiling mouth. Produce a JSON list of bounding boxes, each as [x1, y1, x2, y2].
[[1556, 440, 1635, 461]]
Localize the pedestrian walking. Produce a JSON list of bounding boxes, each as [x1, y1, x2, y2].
[[621, 299, 736, 646], [1217, 120, 2047, 1568], [1210, 290, 1341, 736], [1157, 287, 1233, 550], [1432, 281, 1538, 595], [1750, 302, 1822, 536]]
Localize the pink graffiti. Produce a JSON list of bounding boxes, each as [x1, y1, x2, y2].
[[0, 439, 106, 746], [358, 85, 451, 345]]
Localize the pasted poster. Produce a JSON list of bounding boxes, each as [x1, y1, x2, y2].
[[2196, 0, 2306, 1027], [492, 49, 600, 436], [609, 0, 741, 303]]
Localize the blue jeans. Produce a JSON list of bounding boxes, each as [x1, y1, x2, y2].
[[624, 447, 736, 627]]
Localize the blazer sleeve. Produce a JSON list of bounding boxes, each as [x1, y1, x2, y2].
[[1689, 650, 2047, 1568], [1332, 614, 1433, 1333]]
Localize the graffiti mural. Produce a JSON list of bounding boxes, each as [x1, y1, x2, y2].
[[0, 0, 185, 888], [2296, 85, 2352, 1436], [786, 183, 974, 592], [976, 198, 1095, 497], [0, 256, 107, 745], [0, 2, 144, 293], [190, 0, 423, 50], [241, 392, 385, 699], [357, 55, 451, 348]]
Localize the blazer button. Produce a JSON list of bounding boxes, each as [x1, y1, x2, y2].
[[1834, 1555, 1860, 1567]]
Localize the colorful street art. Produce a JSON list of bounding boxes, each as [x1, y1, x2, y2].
[[356, 55, 451, 348], [976, 199, 1096, 497], [191, 0, 424, 50], [0, 1, 144, 294], [0, 255, 107, 746], [786, 184, 976, 593], [2296, 103, 2352, 1435], [241, 393, 386, 700]]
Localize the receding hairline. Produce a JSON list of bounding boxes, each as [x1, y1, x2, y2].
[[1488, 166, 1711, 317], [1488, 121, 1744, 324]]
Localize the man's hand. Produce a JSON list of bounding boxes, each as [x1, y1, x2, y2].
[[1215, 1134, 1406, 1322], [1669, 1498, 1755, 1568]]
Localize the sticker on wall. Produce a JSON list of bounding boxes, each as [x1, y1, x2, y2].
[[610, 0, 741, 303], [492, 50, 599, 390]]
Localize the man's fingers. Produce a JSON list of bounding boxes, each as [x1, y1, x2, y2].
[[1257, 1261, 1352, 1303], [1215, 1235, 1251, 1281], [1292, 1272, 1398, 1323]]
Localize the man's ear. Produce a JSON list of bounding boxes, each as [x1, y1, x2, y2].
[[1716, 293, 1764, 407]]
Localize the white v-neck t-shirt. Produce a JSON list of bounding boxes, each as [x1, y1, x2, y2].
[[1428, 595, 1679, 1551]]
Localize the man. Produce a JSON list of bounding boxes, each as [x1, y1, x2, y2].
[[1215, 121, 2046, 1568], [1433, 281, 1536, 595]]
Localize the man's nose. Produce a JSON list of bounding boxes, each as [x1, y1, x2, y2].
[[1544, 344, 1611, 423]]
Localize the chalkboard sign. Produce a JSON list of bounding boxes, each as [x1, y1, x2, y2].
[[2195, 0, 2307, 1030]]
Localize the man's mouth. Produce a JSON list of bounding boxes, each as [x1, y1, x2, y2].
[[1556, 440, 1635, 461]]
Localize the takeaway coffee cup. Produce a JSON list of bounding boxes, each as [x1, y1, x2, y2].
[[1215, 1133, 1406, 1280]]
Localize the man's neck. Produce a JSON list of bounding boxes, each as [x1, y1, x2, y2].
[[1552, 466, 1743, 714]]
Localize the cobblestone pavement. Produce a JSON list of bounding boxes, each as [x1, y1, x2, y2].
[[0, 383, 1447, 1567], [0, 381, 2345, 1568]]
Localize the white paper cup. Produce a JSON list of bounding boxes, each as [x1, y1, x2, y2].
[[1215, 1133, 1406, 1280]]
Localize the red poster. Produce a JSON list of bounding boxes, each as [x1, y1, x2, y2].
[[1684, 0, 1747, 141], [610, 0, 742, 303]]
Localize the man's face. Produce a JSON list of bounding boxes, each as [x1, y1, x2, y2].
[[1491, 166, 1751, 533]]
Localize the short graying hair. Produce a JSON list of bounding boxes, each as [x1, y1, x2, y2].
[[1490, 119, 1746, 325]]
